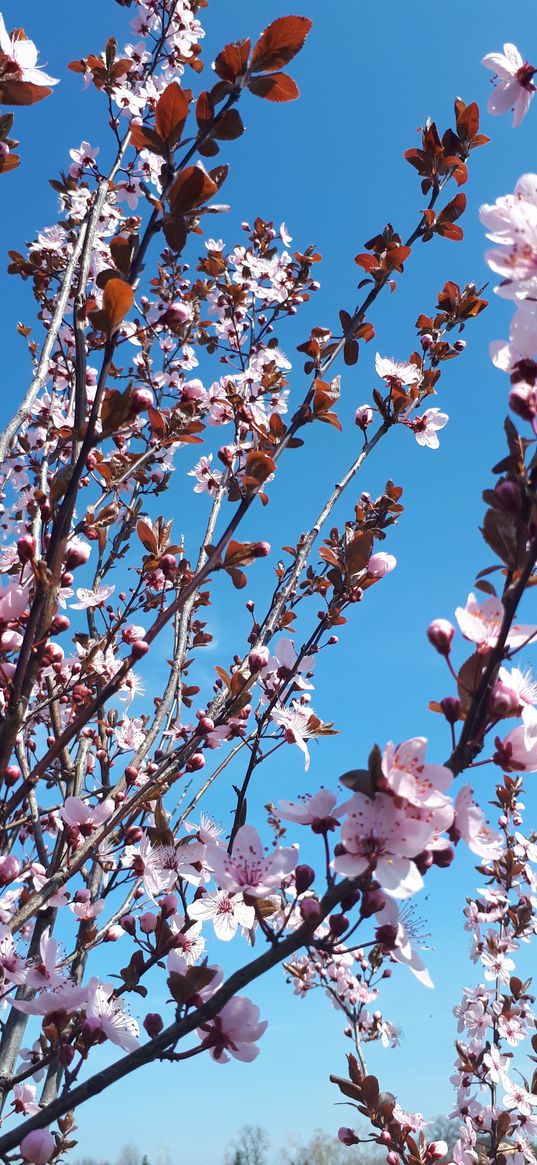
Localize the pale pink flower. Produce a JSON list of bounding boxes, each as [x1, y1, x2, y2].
[[0, 925, 26, 985], [453, 786, 504, 859], [0, 581, 30, 623], [12, 1082, 39, 1116], [71, 583, 115, 610], [483, 1043, 511, 1087], [497, 724, 537, 771], [0, 15, 59, 88], [86, 977, 139, 1051], [188, 890, 255, 940], [490, 303, 537, 382], [455, 592, 537, 652], [503, 1084, 537, 1117], [122, 834, 177, 899], [114, 714, 146, 752], [409, 408, 449, 450], [482, 44, 536, 126], [382, 737, 453, 807], [206, 824, 296, 899], [263, 637, 315, 692], [197, 995, 268, 1063], [12, 982, 88, 1016], [375, 354, 422, 388], [60, 796, 114, 835], [270, 700, 322, 770], [482, 948, 516, 983], [187, 454, 223, 496], [375, 895, 433, 988], [26, 927, 64, 991], [69, 141, 100, 178], [278, 789, 344, 828], [334, 792, 435, 897]]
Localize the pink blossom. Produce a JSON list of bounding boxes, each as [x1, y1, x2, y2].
[[71, 583, 115, 610], [482, 44, 536, 126], [187, 454, 223, 496], [60, 796, 114, 836], [408, 408, 449, 450], [86, 978, 139, 1051], [483, 1043, 511, 1087], [375, 354, 422, 388], [452, 786, 504, 859], [114, 714, 146, 752], [197, 995, 268, 1063], [503, 1084, 537, 1117], [0, 925, 26, 985], [270, 700, 323, 770], [25, 927, 64, 991], [496, 724, 537, 772], [69, 141, 100, 178], [368, 552, 397, 578], [278, 789, 344, 829], [0, 15, 59, 88], [0, 581, 30, 623], [188, 890, 255, 940], [490, 303, 537, 383], [12, 1083, 39, 1116], [12, 982, 89, 1016], [455, 592, 537, 652], [206, 824, 297, 899], [375, 895, 433, 988], [382, 737, 453, 807], [334, 792, 435, 897]]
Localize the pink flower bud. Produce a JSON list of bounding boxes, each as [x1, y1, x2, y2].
[[509, 384, 537, 420], [387, 1153, 400, 1165], [120, 914, 136, 936], [139, 911, 157, 934], [186, 751, 205, 772], [329, 912, 349, 937], [0, 855, 20, 884], [299, 897, 323, 926], [131, 639, 150, 660], [427, 618, 455, 655], [20, 1130, 55, 1165], [368, 552, 396, 578], [130, 387, 154, 414], [160, 893, 178, 917], [295, 864, 315, 895], [144, 1012, 164, 1038], [65, 538, 91, 569], [160, 553, 177, 579], [427, 1142, 448, 1161], [440, 696, 461, 725], [339, 1128, 360, 1147], [50, 615, 70, 634], [421, 333, 433, 351], [17, 535, 36, 564], [248, 646, 269, 673], [3, 765, 21, 788], [253, 541, 271, 558], [453, 339, 466, 352], [354, 405, 373, 430]]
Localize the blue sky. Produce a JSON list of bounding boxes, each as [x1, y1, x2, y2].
[[1, 1, 537, 1162]]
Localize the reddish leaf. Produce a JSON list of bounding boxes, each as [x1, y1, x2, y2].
[[248, 73, 299, 102], [101, 278, 134, 335], [0, 79, 52, 106], [168, 165, 218, 215], [250, 15, 312, 73], [213, 108, 244, 140], [137, 520, 158, 555], [213, 38, 251, 83], [155, 82, 190, 148], [130, 122, 165, 156], [162, 217, 188, 254], [0, 152, 20, 174]]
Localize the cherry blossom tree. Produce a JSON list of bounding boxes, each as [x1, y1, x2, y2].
[[0, 4, 536, 1165]]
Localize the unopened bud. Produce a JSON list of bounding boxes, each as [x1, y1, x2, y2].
[[186, 752, 205, 772], [441, 696, 461, 725], [130, 387, 154, 414], [338, 1129, 359, 1147], [299, 897, 323, 926], [131, 639, 150, 660], [144, 1012, 164, 1038], [509, 384, 537, 421], [354, 405, 373, 430], [427, 618, 455, 655], [248, 646, 269, 673], [295, 864, 315, 895], [17, 535, 36, 564], [253, 541, 271, 558]]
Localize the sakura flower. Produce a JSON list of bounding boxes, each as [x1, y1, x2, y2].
[[382, 737, 453, 807], [503, 1083, 537, 1117], [12, 1083, 39, 1116], [271, 700, 331, 771], [495, 724, 537, 772], [482, 947, 516, 983], [375, 354, 422, 388], [71, 583, 115, 610], [0, 925, 27, 985], [262, 637, 315, 692], [375, 895, 433, 988], [114, 714, 146, 752], [490, 302, 537, 385], [206, 824, 297, 899], [408, 408, 449, 450], [69, 141, 100, 179], [188, 890, 255, 940], [482, 1043, 511, 1088], [482, 44, 536, 126], [278, 789, 344, 830], [60, 795, 114, 837], [86, 977, 139, 1051], [25, 927, 64, 991], [455, 592, 537, 652], [452, 786, 504, 859], [121, 834, 177, 899], [368, 551, 397, 577], [197, 995, 267, 1063], [187, 454, 223, 496], [334, 792, 435, 897], [0, 14, 59, 94], [12, 982, 88, 1016]]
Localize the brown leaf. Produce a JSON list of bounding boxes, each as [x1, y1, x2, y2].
[[248, 73, 300, 102], [168, 165, 218, 215], [99, 278, 134, 336], [155, 82, 190, 148], [213, 38, 251, 83], [0, 79, 52, 105], [250, 15, 312, 73]]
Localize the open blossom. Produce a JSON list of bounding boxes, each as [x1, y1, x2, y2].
[[206, 824, 296, 899], [278, 789, 344, 829], [375, 895, 433, 988], [408, 408, 449, 450], [368, 552, 397, 578], [114, 714, 146, 752], [333, 792, 435, 898], [61, 795, 114, 835], [482, 44, 536, 126], [375, 353, 422, 388], [0, 14, 59, 91], [197, 995, 267, 1063], [71, 583, 115, 610], [69, 140, 100, 178], [382, 737, 452, 807], [483, 1043, 511, 1087], [490, 302, 537, 384], [271, 700, 329, 771], [187, 453, 223, 495], [86, 978, 139, 1052], [496, 724, 537, 772], [188, 890, 255, 940], [452, 786, 504, 859], [455, 592, 537, 652]]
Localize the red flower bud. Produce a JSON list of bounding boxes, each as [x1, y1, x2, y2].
[[131, 639, 150, 660], [144, 1012, 164, 1039], [186, 751, 205, 772], [17, 535, 36, 564], [295, 864, 315, 895], [427, 618, 455, 655]]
